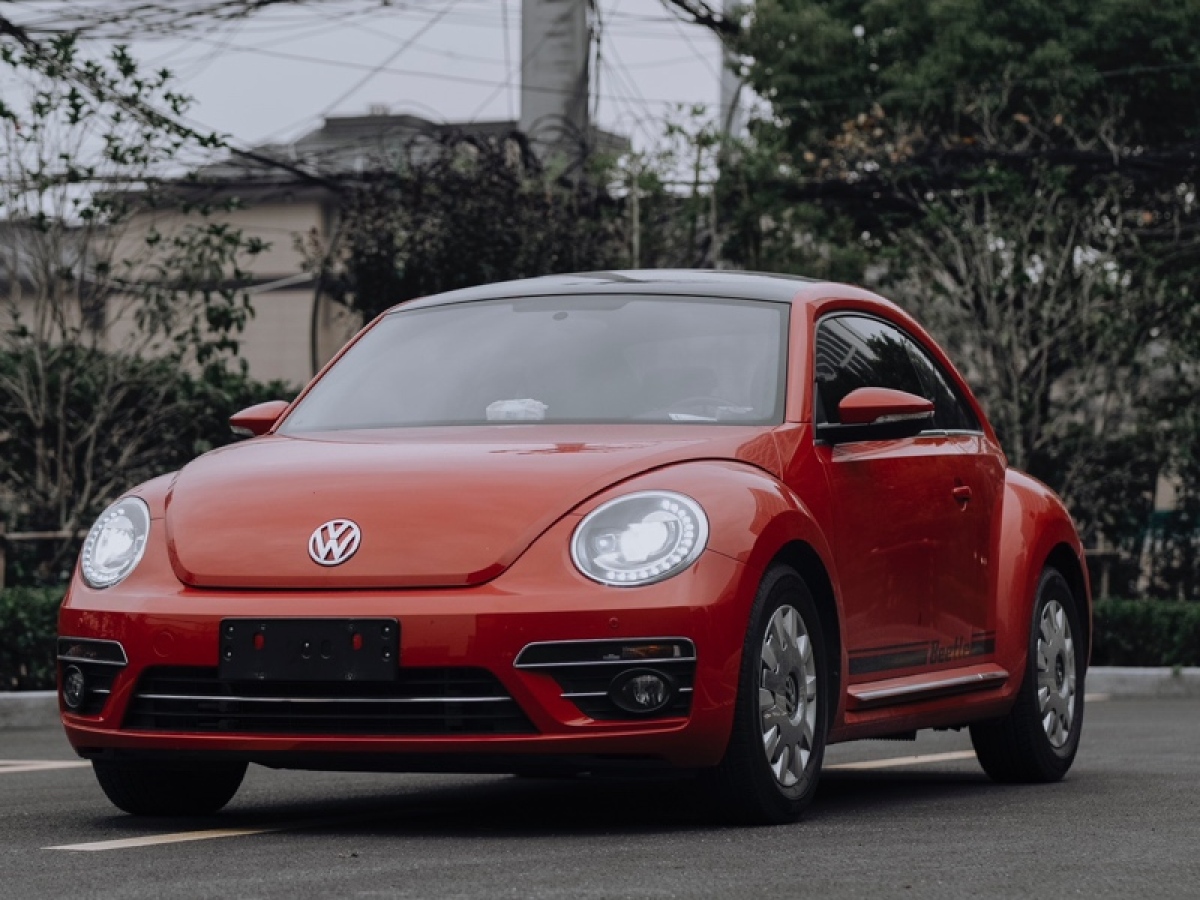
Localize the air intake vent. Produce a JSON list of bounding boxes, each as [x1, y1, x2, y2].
[[514, 638, 696, 721]]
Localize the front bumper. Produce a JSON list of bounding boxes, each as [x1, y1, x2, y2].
[[59, 525, 753, 771]]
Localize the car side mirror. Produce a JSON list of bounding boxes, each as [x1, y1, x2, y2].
[[230, 400, 290, 438], [815, 387, 935, 445]]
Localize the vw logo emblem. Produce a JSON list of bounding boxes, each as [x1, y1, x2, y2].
[[308, 519, 362, 566]]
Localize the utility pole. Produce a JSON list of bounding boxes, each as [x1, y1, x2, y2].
[[520, 0, 591, 163], [630, 159, 641, 268], [719, 0, 749, 139]]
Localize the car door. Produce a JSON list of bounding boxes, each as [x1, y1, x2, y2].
[[813, 314, 991, 682], [901, 331, 1001, 663]]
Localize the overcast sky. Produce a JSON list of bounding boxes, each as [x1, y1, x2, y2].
[[124, 0, 727, 153]]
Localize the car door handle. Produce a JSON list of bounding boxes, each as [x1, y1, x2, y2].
[[952, 484, 973, 506]]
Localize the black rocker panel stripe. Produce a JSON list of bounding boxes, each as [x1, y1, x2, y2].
[[849, 632, 996, 677]]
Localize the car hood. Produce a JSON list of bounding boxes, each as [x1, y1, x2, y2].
[[165, 425, 780, 588]]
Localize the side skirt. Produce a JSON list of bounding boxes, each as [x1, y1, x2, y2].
[[846, 663, 1009, 711]]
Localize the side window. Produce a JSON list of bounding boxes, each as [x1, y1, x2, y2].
[[903, 340, 981, 432], [814, 316, 924, 424]]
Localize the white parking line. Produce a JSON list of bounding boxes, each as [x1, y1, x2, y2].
[[0, 761, 91, 775], [46, 828, 280, 852], [826, 749, 979, 771], [43, 809, 391, 853]]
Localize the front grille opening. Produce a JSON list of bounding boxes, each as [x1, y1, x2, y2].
[[124, 667, 535, 736]]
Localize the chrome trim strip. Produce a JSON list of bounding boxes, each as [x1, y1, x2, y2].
[[56, 636, 128, 666], [561, 686, 693, 700], [851, 670, 1007, 704], [514, 637, 696, 669], [516, 657, 696, 670], [56, 655, 127, 668], [134, 694, 514, 705]]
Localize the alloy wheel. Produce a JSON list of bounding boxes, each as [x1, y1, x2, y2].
[[758, 604, 819, 787], [1036, 598, 1077, 748]]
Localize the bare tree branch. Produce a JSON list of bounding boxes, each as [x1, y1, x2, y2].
[[0, 0, 347, 38], [0, 12, 343, 190], [657, 0, 740, 38]]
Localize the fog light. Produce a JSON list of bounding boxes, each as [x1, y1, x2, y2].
[[610, 668, 673, 715], [63, 665, 87, 711]]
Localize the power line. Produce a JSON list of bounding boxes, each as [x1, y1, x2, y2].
[[663, 4, 721, 82], [0, 11, 344, 190], [165, 32, 704, 109], [311, 0, 460, 123]]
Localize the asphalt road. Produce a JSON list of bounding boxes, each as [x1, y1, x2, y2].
[[2, 697, 1198, 900]]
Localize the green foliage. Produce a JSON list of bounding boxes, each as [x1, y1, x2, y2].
[[132, 216, 264, 368], [618, 106, 727, 269], [722, 0, 1200, 599], [1136, 391, 1200, 601], [1, 32, 282, 585], [735, 0, 1200, 150], [1092, 598, 1200, 667], [305, 134, 623, 322], [0, 352, 293, 586], [0, 587, 61, 690]]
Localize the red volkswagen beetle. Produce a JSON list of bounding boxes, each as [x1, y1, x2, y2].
[[58, 271, 1089, 824]]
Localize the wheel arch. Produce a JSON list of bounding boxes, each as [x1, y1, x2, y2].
[[995, 470, 1093, 678], [769, 541, 842, 717], [1045, 542, 1091, 661]]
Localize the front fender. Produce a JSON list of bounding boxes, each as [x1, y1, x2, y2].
[[993, 469, 1091, 680], [573, 459, 845, 725]]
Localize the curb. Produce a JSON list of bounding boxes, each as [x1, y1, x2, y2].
[[0, 691, 58, 730], [3, 668, 1199, 730], [1086, 666, 1200, 699]]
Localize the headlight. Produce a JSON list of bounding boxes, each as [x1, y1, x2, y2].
[[571, 491, 709, 586], [80, 497, 150, 589]]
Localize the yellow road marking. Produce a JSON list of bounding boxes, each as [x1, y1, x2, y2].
[[826, 749, 979, 770], [0, 760, 91, 775]]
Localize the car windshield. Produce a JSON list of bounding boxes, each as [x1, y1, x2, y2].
[[281, 293, 789, 431]]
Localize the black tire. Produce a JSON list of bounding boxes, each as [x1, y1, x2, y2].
[[707, 564, 830, 825], [970, 567, 1086, 783], [92, 760, 247, 816]]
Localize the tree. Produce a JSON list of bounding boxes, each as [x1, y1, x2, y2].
[[298, 132, 623, 322], [720, 0, 1200, 596], [0, 35, 275, 583]]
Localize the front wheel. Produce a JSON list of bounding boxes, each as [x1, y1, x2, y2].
[[708, 564, 829, 824], [970, 567, 1086, 783], [92, 759, 247, 816]]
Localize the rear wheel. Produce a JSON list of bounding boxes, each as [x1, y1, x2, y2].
[[709, 564, 829, 824], [970, 567, 1085, 783], [92, 760, 247, 816]]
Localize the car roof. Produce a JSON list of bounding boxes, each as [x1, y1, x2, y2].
[[393, 269, 857, 312]]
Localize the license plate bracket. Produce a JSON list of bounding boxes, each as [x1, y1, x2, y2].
[[218, 618, 399, 682]]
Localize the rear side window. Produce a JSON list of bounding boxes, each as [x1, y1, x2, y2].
[[903, 341, 980, 431], [814, 316, 923, 424], [814, 315, 979, 431]]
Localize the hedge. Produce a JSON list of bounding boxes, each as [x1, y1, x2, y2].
[[1091, 598, 1200, 667], [0, 586, 61, 690], [0, 590, 1197, 692]]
